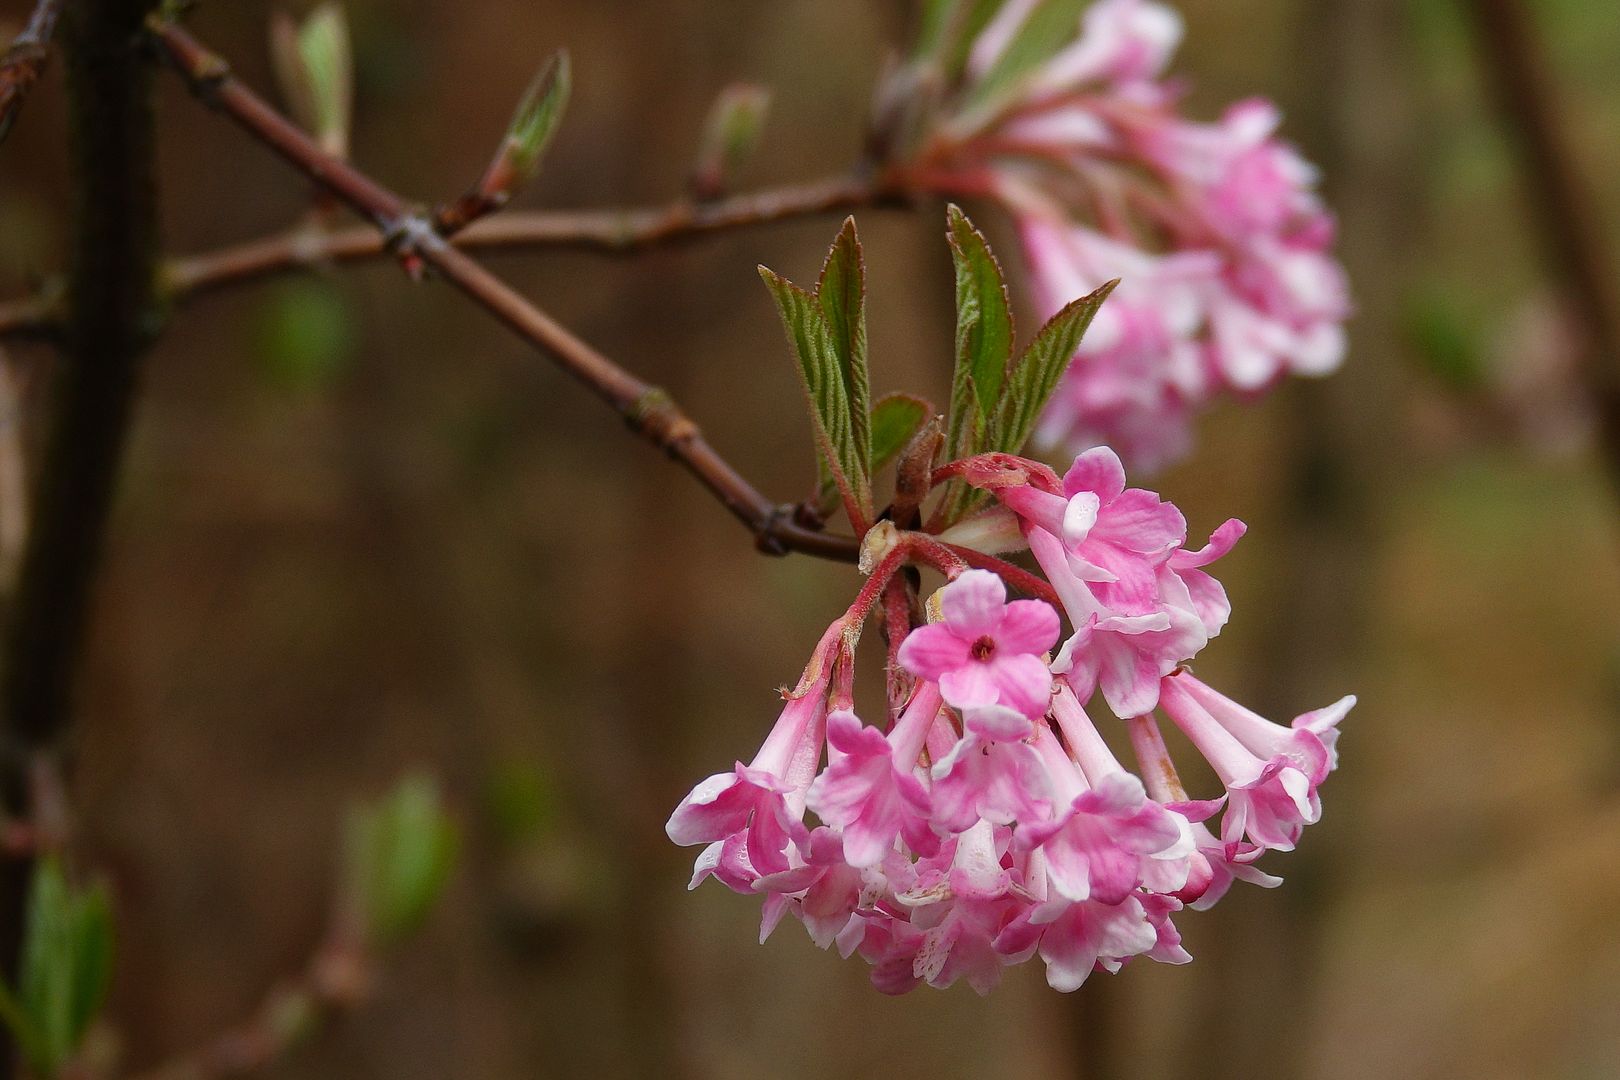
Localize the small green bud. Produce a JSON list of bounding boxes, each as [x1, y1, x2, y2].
[[487, 50, 571, 199], [691, 83, 771, 199]]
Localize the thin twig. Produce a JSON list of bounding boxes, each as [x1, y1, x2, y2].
[[129, 933, 371, 1080], [1463, 0, 1620, 495], [0, 0, 63, 145], [0, 179, 897, 340], [148, 17, 859, 564]]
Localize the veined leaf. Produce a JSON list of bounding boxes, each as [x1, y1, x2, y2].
[[992, 279, 1116, 453], [968, 0, 1087, 108], [943, 204, 1014, 463], [816, 218, 872, 474], [760, 268, 871, 525], [813, 392, 934, 518]]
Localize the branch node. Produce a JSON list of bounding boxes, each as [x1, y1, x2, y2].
[[627, 387, 700, 453], [753, 505, 797, 557]]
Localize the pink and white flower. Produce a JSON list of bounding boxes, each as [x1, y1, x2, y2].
[[897, 569, 1060, 718]]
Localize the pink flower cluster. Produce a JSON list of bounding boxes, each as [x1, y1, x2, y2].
[[667, 447, 1352, 994], [918, 0, 1349, 471]]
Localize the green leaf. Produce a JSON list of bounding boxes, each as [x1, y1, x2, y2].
[[967, 0, 1087, 108], [346, 774, 458, 947], [816, 218, 872, 471], [813, 392, 933, 516], [870, 392, 932, 474], [943, 204, 1014, 462], [7, 858, 114, 1074], [916, 0, 1010, 74], [759, 267, 871, 525], [992, 279, 1116, 453]]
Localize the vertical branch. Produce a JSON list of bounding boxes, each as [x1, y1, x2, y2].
[[1464, 0, 1620, 496], [0, 0, 159, 1065]]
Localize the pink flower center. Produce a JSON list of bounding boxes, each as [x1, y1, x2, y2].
[[971, 635, 997, 661]]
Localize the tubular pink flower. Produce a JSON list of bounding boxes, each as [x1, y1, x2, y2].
[[897, 569, 1060, 718], [1031, 525, 1203, 718], [929, 705, 1054, 833], [1158, 673, 1323, 852], [1167, 517, 1246, 636], [1016, 718, 1187, 905], [666, 671, 827, 877], [999, 446, 1187, 612], [805, 694, 941, 868], [1177, 672, 1353, 785], [995, 895, 1159, 993]]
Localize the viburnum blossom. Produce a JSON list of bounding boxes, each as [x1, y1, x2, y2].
[[667, 446, 1354, 994], [901, 0, 1350, 470]]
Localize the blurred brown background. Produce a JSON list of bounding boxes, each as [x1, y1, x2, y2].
[[3, 1, 1620, 1077]]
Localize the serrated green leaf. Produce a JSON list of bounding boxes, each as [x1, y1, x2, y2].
[[967, 0, 1087, 108], [346, 774, 458, 946], [944, 204, 1014, 462], [760, 267, 871, 525], [10, 858, 114, 1073], [992, 279, 1116, 453], [816, 218, 872, 471]]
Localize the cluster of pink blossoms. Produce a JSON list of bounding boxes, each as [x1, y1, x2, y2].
[[912, 0, 1350, 470], [667, 447, 1353, 994]]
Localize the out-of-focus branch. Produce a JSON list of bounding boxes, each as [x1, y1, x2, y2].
[[1464, 0, 1620, 494], [0, 354, 28, 593], [0, 0, 63, 145], [0, 179, 897, 340], [128, 924, 369, 1080], [148, 17, 861, 564], [0, 0, 161, 1075]]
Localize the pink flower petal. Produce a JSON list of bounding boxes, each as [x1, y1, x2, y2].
[[939, 569, 1010, 637], [896, 622, 972, 681]]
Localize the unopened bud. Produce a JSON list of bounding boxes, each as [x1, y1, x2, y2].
[[859, 519, 903, 575], [270, 4, 353, 159], [691, 83, 770, 200], [484, 50, 571, 204]]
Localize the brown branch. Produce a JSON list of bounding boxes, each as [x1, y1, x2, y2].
[[1463, 0, 1620, 494], [148, 17, 859, 564], [0, 1, 160, 1075], [0, 179, 897, 340], [129, 930, 372, 1080], [0, 0, 62, 145]]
